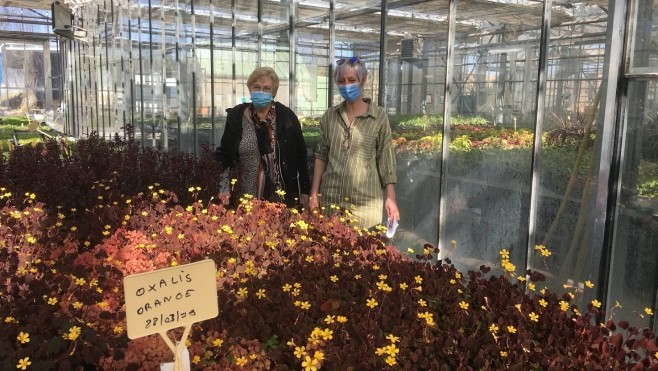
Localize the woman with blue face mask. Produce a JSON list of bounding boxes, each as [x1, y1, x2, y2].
[[309, 57, 400, 230], [214, 67, 310, 209]]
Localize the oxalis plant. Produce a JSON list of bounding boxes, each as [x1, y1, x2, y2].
[[0, 137, 656, 370]]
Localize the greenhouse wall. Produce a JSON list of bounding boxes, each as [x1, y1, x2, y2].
[[42, 0, 658, 331]]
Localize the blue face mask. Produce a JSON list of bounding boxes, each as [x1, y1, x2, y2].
[[338, 83, 361, 102], [251, 91, 273, 109]]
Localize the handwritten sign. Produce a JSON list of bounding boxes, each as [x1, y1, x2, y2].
[[124, 259, 218, 339]]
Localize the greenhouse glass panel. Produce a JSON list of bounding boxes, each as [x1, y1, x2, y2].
[[294, 0, 330, 118], [532, 1, 609, 300], [439, 0, 541, 275], [384, 0, 448, 258], [629, 0, 658, 73]]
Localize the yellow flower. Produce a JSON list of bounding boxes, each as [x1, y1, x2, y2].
[[192, 355, 200, 364], [330, 275, 338, 282], [5, 316, 16, 323], [336, 316, 348, 323], [313, 350, 325, 361], [385, 356, 397, 366], [300, 302, 311, 310], [65, 326, 82, 340], [507, 326, 517, 334], [560, 301, 569, 312], [489, 324, 499, 333], [399, 282, 408, 290], [529, 312, 539, 322], [17, 332, 30, 344], [449, 279, 456, 285], [366, 298, 378, 308], [500, 351, 508, 357], [418, 299, 427, 307], [538, 299, 548, 308], [256, 289, 266, 299], [591, 299, 602, 308], [414, 276, 423, 284], [213, 338, 224, 347], [75, 277, 86, 286], [459, 301, 469, 310], [386, 334, 400, 343], [385, 344, 399, 356], [237, 288, 248, 297], [324, 315, 335, 324], [585, 280, 594, 288], [301, 355, 320, 371], [235, 356, 247, 366], [48, 297, 58, 305], [113, 326, 123, 334], [354, 274, 362, 280], [294, 346, 307, 359], [17, 357, 31, 370], [644, 307, 654, 316]]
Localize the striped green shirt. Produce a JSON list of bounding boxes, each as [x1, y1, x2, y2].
[[314, 98, 397, 228]]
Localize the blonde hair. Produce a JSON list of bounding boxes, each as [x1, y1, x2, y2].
[[247, 67, 279, 97]]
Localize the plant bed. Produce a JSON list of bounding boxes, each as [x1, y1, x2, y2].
[[0, 138, 656, 370]]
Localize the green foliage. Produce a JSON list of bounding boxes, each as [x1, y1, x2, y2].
[[0, 116, 30, 126], [449, 135, 473, 152], [388, 114, 422, 128], [299, 116, 321, 127], [397, 115, 443, 130], [450, 115, 489, 126], [638, 179, 658, 198], [637, 161, 658, 198]]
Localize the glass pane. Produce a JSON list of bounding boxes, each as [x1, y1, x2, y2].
[[532, 1, 609, 301], [385, 0, 448, 256], [295, 1, 330, 117], [607, 80, 658, 332], [334, 1, 381, 105], [629, 0, 658, 73], [440, 1, 541, 274], [195, 1, 215, 150]]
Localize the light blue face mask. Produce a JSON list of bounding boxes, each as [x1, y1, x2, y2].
[[251, 91, 273, 109], [338, 83, 361, 102]]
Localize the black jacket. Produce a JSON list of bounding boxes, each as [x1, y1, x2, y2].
[[214, 102, 311, 207]]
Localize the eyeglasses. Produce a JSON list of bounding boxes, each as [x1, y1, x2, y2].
[[342, 127, 351, 150], [336, 57, 360, 66]]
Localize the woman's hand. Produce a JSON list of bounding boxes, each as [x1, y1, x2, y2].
[[308, 195, 320, 211], [385, 197, 400, 223], [384, 184, 400, 223]]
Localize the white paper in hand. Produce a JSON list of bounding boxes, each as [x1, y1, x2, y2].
[[386, 218, 399, 238]]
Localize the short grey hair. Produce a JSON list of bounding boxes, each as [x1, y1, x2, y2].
[[247, 67, 279, 97], [333, 58, 367, 84]]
